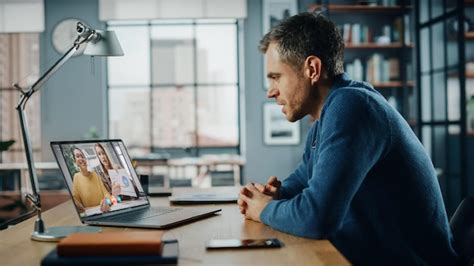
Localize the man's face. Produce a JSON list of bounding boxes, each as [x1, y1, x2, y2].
[[265, 42, 313, 122]]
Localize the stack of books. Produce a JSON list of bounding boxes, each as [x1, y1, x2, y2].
[[41, 231, 178, 265]]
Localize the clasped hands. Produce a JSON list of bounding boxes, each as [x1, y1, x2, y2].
[[238, 176, 281, 222]]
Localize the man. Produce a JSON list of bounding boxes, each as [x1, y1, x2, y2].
[[238, 12, 458, 265]]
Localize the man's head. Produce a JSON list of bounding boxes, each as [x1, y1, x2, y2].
[[259, 12, 344, 122]]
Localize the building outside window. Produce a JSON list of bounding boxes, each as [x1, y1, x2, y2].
[[0, 33, 41, 163]]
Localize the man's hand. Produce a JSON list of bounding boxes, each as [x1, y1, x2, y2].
[[255, 176, 281, 200], [238, 176, 281, 217], [238, 183, 273, 222]]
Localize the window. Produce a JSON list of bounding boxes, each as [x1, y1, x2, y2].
[[0, 33, 41, 163], [107, 19, 240, 157]]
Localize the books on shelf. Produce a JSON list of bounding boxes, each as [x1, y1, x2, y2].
[[346, 55, 401, 84], [339, 15, 411, 46]]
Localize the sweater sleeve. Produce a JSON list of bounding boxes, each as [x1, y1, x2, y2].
[[260, 90, 391, 239], [278, 123, 316, 199]]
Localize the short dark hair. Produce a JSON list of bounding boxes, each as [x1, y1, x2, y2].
[[259, 12, 344, 78]]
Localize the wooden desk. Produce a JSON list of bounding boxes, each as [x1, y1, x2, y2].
[[0, 187, 349, 265]]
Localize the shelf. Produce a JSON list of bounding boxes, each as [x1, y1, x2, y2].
[[345, 42, 413, 49], [466, 32, 474, 40], [308, 4, 412, 13], [373, 81, 414, 88]]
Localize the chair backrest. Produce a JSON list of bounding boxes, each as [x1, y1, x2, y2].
[[450, 196, 474, 264]]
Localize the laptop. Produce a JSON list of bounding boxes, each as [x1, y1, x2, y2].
[[51, 139, 221, 229]]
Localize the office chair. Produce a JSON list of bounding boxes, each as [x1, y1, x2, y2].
[[450, 196, 474, 265]]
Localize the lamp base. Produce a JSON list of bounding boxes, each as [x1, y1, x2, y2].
[[31, 226, 102, 242]]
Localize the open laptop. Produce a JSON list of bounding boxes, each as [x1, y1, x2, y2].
[[51, 139, 221, 229]]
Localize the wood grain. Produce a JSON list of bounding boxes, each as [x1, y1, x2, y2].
[[0, 187, 350, 265]]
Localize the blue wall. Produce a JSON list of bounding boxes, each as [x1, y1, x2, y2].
[[242, 0, 309, 184], [40, 0, 106, 160]]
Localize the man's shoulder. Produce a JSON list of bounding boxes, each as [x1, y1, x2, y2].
[[326, 84, 383, 107]]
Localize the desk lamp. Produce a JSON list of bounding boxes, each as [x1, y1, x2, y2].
[[13, 22, 124, 241]]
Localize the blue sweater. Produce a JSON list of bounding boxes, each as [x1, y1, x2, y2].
[[260, 73, 458, 265]]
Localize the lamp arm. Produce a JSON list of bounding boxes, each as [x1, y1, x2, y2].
[[14, 39, 83, 207], [28, 41, 81, 96]]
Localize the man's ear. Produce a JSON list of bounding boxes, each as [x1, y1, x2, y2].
[[304, 56, 322, 85]]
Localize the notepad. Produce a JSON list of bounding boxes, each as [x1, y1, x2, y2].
[[57, 231, 164, 257], [41, 240, 178, 266]]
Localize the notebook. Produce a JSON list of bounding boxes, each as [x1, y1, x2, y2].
[[51, 139, 220, 229], [41, 239, 178, 266]]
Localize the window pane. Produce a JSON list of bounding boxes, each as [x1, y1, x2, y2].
[[152, 86, 196, 148], [196, 24, 237, 83], [433, 126, 447, 171], [432, 125, 447, 200], [109, 88, 151, 155], [431, 0, 443, 19], [421, 74, 432, 121], [151, 25, 194, 85], [446, 0, 456, 12], [431, 22, 445, 70], [421, 28, 430, 73], [422, 126, 432, 156], [447, 30, 458, 67], [447, 71, 460, 121], [197, 86, 238, 147], [420, 0, 429, 24], [433, 72, 446, 120], [108, 26, 150, 86]]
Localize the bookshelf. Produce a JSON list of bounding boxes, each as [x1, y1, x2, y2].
[[308, 4, 411, 13], [345, 42, 413, 49], [308, 1, 414, 120]]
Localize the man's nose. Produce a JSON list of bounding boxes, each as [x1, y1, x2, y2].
[[267, 86, 279, 98]]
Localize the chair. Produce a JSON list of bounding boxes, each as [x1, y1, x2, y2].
[[450, 196, 474, 265]]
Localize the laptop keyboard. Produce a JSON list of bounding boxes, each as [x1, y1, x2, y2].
[[100, 207, 182, 222]]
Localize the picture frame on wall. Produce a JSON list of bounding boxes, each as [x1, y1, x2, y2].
[[262, 0, 298, 90], [263, 102, 300, 145]]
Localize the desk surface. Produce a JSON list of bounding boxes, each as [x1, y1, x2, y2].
[[0, 187, 349, 265]]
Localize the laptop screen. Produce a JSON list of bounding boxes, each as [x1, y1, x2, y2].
[[51, 140, 149, 219]]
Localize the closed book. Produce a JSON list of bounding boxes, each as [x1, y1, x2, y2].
[[57, 231, 164, 257], [42, 239, 178, 266]]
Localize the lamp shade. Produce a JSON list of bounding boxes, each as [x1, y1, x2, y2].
[[84, 30, 124, 56]]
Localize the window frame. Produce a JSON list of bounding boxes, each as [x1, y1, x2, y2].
[[106, 19, 241, 158]]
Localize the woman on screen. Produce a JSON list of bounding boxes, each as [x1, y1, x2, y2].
[[71, 146, 111, 213], [94, 143, 140, 199]]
